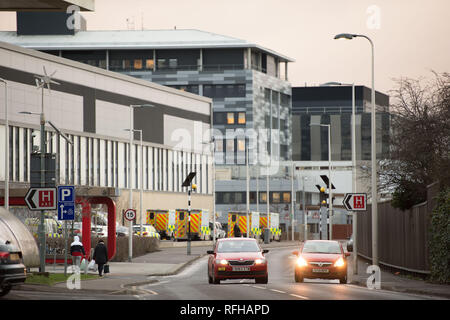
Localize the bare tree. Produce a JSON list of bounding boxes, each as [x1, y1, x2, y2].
[[380, 72, 450, 209]]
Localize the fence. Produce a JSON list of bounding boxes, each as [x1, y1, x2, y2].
[[357, 182, 440, 274]]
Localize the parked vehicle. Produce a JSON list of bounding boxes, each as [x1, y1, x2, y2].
[[293, 240, 350, 284], [0, 239, 27, 297], [227, 212, 261, 238], [170, 209, 210, 241], [146, 209, 172, 239], [207, 238, 269, 284], [210, 221, 226, 239], [133, 225, 160, 239]]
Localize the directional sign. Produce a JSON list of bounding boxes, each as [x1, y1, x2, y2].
[[25, 187, 57, 211], [57, 186, 75, 220], [343, 193, 367, 211], [124, 209, 136, 221]]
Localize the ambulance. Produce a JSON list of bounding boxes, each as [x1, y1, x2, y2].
[[227, 211, 261, 238], [170, 209, 211, 241], [146, 209, 172, 239], [259, 212, 281, 242]]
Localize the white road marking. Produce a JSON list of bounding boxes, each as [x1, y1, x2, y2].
[[290, 293, 309, 300], [270, 289, 286, 294], [252, 285, 267, 290]]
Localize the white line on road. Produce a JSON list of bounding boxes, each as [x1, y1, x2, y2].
[[270, 289, 286, 294], [252, 285, 267, 290], [290, 293, 309, 300]]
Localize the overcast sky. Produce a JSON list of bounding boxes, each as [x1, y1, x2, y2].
[[1, 0, 449, 94]]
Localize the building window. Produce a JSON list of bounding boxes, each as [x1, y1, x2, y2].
[[123, 60, 131, 70], [238, 112, 246, 124], [227, 113, 235, 124], [237, 139, 245, 152], [157, 59, 166, 69], [272, 192, 280, 203], [226, 139, 234, 152], [146, 59, 154, 69], [134, 59, 143, 70], [169, 59, 177, 69], [260, 192, 267, 204], [283, 192, 291, 203]]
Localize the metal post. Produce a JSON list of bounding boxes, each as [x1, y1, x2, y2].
[[246, 144, 249, 238], [369, 39, 378, 267], [128, 105, 133, 262], [187, 188, 191, 255], [291, 162, 294, 241], [303, 176, 307, 242], [139, 131, 143, 236], [39, 85, 46, 272], [351, 83, 358, 274], [328, 125, 333, 240], [64, 220, 68, 276], [212, 139, 216, 244], [0, 79, 8, 212]]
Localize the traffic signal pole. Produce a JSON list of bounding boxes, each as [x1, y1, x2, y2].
[[39, 86, 46, 273]]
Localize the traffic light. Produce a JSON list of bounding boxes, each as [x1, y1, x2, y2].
[[316, 184, 335, 208]]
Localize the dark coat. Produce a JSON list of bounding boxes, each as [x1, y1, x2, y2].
[[234, 224, 241, 237], [93, 243, 108, 264]]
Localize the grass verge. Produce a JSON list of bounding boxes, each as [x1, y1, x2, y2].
[[25, 273, 99, 286]]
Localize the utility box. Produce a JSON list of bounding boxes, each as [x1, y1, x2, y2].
[[264, 228, 270, 244]]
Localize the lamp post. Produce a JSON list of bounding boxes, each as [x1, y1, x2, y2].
[[202, 137, 216, 243], [124, 129, 143, 237], [0, 78, 8, 212], [334, 33, 377, 266], [310, 123, 333, 240], [128, 103, 153, 262]]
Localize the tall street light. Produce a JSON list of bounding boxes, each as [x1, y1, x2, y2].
[[202, 137, 216, 244], [0, 78, 8, 212], [310, 123, 333, 240], [128, 103, 153, 262], [334, 33, 377, 266], [321, 81, 358, 273]]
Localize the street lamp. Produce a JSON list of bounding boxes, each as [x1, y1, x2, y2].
[[128, 103, 153, 262], [310, 123, 333, 240], [0, 78, 8, 212], [202, 137, 216, 244], [334, 32, 378, 266], [124, 128, 143, 238]]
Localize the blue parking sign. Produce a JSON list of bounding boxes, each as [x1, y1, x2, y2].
[[57, 186, 75, 220]]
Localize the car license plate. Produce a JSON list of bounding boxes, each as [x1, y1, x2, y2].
[[312, 268, 329, 273], [10, 253, 20, 261], [232, 266, 250, 272]]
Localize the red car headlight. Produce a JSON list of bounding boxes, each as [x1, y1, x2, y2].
[[255, 258, 266, 265], [334, 257, 345, 267], [216, 259, 228, 266]]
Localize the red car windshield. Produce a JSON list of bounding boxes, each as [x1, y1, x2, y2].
[[302, 241, 341, 254], [217, 240, 260, 253]]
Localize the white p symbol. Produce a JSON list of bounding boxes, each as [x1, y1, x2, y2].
[[62, 189, 71, 201]]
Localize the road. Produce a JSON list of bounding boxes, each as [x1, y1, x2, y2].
[[3, 246, 443, 301], [134, 246, 441, 300]]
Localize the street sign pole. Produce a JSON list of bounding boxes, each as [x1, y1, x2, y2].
[[39, 91, 46, 272]]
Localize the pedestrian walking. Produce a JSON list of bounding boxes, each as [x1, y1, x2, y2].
[[70, 236, 85, 269], [93, 239, 108, 277]]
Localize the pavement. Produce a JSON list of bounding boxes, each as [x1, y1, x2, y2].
[[17, 239, 450, 299], [348, 255, 450, 299]]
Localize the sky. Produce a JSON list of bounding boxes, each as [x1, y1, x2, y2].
[[0, 0, 449, 94]]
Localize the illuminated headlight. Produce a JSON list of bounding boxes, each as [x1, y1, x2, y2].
[[334, 257, 345, 267], [296, 257, 308, 267], [216, 259, 228, 266], [255, 258, 266, 265]]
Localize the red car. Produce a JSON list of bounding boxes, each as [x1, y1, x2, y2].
[[293, 240, 350, 284], [207, 238, 269, 284]]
